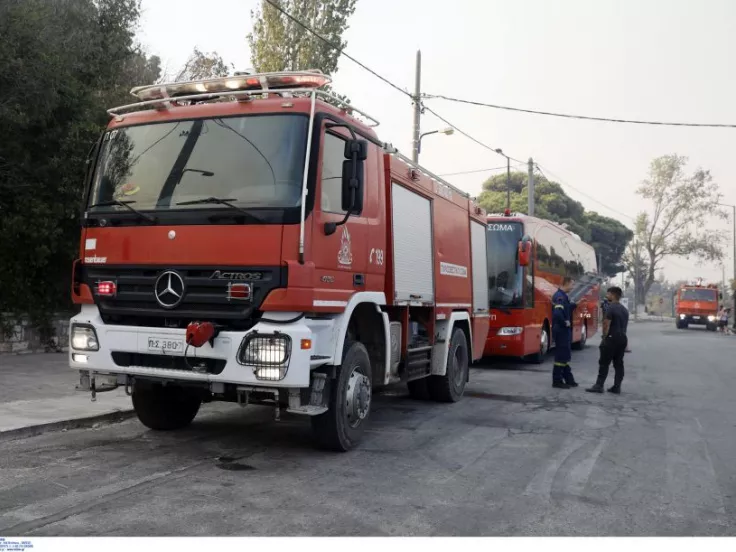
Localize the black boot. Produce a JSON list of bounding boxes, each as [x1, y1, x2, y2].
[[553, 381, 570, 389], [586, 376, 605, 393], [608, 385, 621, 394], [563, 365, 578, 387]]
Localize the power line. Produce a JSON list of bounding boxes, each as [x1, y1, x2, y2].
[[534, 163, 637, 223], [438, 165, 520, 177], [423, 106, 526, 165], [422, 93, 736, 129], [262, 0, 411, 99]]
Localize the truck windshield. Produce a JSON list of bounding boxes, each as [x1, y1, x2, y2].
[[680, 289, 717, 302], [88, 114, 308, 213], [487, 221, 524, 308]]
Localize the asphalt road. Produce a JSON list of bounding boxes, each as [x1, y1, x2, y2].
[[1, 321, 735, 536]]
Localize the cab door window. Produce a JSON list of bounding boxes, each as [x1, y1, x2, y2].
[[320, 133, 348, 215]]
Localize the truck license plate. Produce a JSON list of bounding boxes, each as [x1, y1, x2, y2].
[[147, 337, 184, 354], [693, 316, 700, 319]]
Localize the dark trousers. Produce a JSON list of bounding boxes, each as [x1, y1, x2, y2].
[[597, 335, 627, 387], [553, 326, 573, 383]]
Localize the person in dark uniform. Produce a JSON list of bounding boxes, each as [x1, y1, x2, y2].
[[586, 286, 629, 394], [552, 277, 577, 389]]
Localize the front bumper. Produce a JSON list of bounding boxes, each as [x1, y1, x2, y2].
[[678, 314, 716, 325], [69, 305, 315, 388]]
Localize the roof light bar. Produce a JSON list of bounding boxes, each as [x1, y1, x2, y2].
[[130, 70, 331, 102]]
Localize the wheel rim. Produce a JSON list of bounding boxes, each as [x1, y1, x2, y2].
[[540, 329, 548, 355], [581, 324, 587, 343], [345, 365, 371, 428]]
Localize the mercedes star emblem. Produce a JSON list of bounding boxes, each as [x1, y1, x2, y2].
[[154, 271, 185, 309]]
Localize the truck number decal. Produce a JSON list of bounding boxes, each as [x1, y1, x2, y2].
[[369, 248, 384, 265]]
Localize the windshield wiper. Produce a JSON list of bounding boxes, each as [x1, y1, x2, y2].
[[89, 200, 157, 223], [176, 197, 264, 223]]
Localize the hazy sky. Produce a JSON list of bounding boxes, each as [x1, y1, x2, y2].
[[137, 0, 736, 285]]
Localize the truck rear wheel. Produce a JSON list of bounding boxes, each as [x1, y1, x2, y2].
[[312, 341, 373, 452], [428, 327, 469, 403], [132, 382, 201, 431]]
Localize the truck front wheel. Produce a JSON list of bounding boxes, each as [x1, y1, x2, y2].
[[132, 382, 201, 431], [312, 341, 373, 452], [428, 327, 469, 403]]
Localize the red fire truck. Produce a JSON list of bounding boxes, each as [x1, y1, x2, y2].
[[675, 281, 721, 330], [68, 71, 490, 451], [482, 212, 600, 362]]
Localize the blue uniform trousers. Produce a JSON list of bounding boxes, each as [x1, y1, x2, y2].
[[552, 326, 574, 384]]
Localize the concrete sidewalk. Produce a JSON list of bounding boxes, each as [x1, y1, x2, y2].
[[0, 353, 134, 440]]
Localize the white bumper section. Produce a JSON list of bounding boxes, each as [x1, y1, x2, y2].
[[69, 305, 315, 388]]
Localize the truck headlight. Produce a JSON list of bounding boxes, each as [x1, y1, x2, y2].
[[497, 327, 523, 336], [70, 324, 99, 351], [707, 315, 716, 322], [237, 333, 291, 381], [679, 314, 686, 319]]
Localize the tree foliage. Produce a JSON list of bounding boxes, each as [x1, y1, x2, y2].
[[629, 154, 726, 300], [175, 48, 230, 82], [478, 171, 633, 276], [248, 0, 357, 74], [0, 0, 156, 334], [248, 0, 357, 108]]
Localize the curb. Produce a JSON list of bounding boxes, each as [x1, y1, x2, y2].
[[0, 408, 136, 443]]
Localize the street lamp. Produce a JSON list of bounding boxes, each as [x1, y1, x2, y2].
[[416, 127, 454, 159], [716, 202, 736, 325], [495, 148, 512, 211]]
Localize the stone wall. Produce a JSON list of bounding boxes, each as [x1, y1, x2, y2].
[[0, 315, 71, 354]]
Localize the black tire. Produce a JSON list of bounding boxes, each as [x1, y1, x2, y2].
[[312, 341, 373, 452], [428, 327, 469, 403], [572, 322, 587, 350], [707, 323, 717, 332], [407, 377, 431, 400], [132, 382, 201, 431], [528, 324, 549, 364]]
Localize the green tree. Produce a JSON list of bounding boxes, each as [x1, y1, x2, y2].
[[0, 0, 147, 335], [248, 0, 356, 107], [478, 171, 633, 276], [631, 154, 726, 301], [248, 0, 357, 74], [175, 48, 231, 81]]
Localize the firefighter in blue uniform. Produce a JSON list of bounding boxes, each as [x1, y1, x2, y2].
[[552, 276, 577, 389]]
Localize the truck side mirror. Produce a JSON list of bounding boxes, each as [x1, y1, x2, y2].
[[518, 239, 532, 267], [341, 158, 364, 213], [324, 138, 368, 236]]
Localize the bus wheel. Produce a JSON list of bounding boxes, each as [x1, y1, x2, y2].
[[528, 326, 549, 364], [572, 323, 587, 350]]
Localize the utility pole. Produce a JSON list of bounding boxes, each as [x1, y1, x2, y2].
[[411, 50, 422, 164], [633, 240, 639, 321], [505, 156, 511, 211], [527, 158, 535, 216]]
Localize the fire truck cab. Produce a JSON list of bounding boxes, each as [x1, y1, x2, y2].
[[675, 280, 721, 331], [69, 71, 490, 451]]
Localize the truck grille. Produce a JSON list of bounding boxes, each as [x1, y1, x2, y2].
[[83, 265, 287, 329]]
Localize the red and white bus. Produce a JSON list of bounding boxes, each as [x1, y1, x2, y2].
[[482, 212, 600, 363]]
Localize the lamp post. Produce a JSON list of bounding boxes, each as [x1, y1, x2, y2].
[[716, 202, 736, 325], [495, 148, 512, 211], [416, 127, 454, 161]]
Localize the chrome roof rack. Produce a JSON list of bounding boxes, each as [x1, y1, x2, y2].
[[384, 147, 475, 201], [106, 70, 381, 127]]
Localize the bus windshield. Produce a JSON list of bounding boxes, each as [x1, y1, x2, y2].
[[680, 288, 717, 302], [487, 221, 524, 308]]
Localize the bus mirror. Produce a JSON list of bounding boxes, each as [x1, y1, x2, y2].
[[518, 241, 531, 267]]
